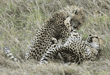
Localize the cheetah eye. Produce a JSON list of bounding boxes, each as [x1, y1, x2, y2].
[[89, 34, 92, 36], [66, 23, 69, 25], [75, 10, 78, 14], [95, 37, 98, 38]]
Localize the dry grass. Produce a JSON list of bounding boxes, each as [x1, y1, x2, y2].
[[0, 0, 110, 75]]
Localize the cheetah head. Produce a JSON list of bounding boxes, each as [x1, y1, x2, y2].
[[86, 34, 105, 50], [64, 6, 85, 31]]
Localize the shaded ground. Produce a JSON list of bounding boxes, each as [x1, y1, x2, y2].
[[0, 57, 110, 75]]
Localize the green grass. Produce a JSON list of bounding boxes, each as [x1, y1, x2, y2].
[[0, 0, 110, 75]]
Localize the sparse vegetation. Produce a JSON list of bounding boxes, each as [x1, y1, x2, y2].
[[0, 0, 110, 75]]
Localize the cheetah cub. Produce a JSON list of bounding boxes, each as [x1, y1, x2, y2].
[[40, 32, 104, 64]]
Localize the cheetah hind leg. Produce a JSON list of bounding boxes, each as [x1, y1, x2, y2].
[[39, 44, 66, 65]]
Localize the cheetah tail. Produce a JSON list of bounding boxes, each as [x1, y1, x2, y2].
[[3, 46, 20, 62]]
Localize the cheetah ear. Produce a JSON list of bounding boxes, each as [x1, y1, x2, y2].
[[99, 38, 105, 46]]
